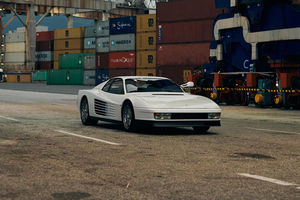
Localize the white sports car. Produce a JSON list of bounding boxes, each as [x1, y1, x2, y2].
[[77, 76, 221, 133]]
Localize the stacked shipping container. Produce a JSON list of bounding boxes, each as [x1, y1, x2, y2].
[[136, 14, 157, 76], [156, 0, 221, 83], [36, 31, 54, 71], [83, 27, 96, 85]]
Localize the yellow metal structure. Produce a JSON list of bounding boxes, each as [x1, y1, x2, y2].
[[6, 73, 32, 83], [255, 94, 264, 104], [136, 14, 156, 33], [136, 32, 156, 51], [136, 50, 156, 68], [54, 28, 85, 40]]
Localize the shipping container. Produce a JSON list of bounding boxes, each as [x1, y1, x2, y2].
[[5, 42, 25, 52], [35, 61, 53, 70], [109, 68, 135, 78], [96, 37, 110, 53], [136, 14, 156, 33], [54, 27, 85, 39], [36, 31, 54, 41], [84, 54, 96, 70], [5, 32, 25, 43], [32, 71, 47, 81], [6, 72, 32, 83], [109, 51, 136, 69], [4, 63, 26, 71], [47, 69, 83, 85], [96, 69, 109, 85], [54, 50, 82, 61], [96, 20, 110, 37], [157, 20, 214, 44], [85, 27, 96, 38], [84, 37, 96, 49], [157, 43, 210, 66], [136, 68, 156, 76], [84, 49, 96, 53], [36, 51, 53, 62], [157, 0, 221, 22], [54, 61, 59, 70], [59, 53, 87, 69], [96, 53, 109, 69], [83, 70, 96, 85], [54, 38, 84, 51], [136, 50, 156, 68], [110, 34, 135, 52], [4, 52, 26, 63], [36, 41, 54, 51], [156, 65, 193, 84], [136, 32, 156, 50], [109, 16, 136, 35]]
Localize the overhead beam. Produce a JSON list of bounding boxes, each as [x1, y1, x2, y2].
[[8, 4, 26, 26], [35, 6, 53, 26]]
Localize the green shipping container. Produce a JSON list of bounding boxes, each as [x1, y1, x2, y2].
[[32, 71, 47, 81], [59, 53, 94, 69], [47, 69, 83, 85]]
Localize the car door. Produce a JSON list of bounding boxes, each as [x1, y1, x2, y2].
[[94, 78, 125, 121]]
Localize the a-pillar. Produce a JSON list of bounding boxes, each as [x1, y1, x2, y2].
[[25, 4, 36, 71], [67, 15, 73, 28]]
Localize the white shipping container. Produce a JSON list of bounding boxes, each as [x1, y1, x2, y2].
[[36, 51, 53, 62], [84, 55, 96, 70], [5, 32, 25, 43], [5, 42, 26, 53], [4, 52, 26, 63], [96, 37, 110, 53], [4, 63, 26, 71]]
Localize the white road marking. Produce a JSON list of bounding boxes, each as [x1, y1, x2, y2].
[[247, 127, 300, 136], [0, 115, 19, 122], [55, 130, 122, 146], [238, 173, 298, 187]]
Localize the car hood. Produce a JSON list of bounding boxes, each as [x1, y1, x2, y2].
[[132, 93, 221, 110]]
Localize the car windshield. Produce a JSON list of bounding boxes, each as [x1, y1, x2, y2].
[[125, 78, 183, 93]]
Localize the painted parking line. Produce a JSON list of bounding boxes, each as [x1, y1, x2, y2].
[[238, 173, 299, 189], [247, 127, 300, 136], [0, 115, 19, 122], [55, 130, 122, 146]]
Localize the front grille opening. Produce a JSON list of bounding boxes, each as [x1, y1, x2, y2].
[[171, 113, 208, 119]]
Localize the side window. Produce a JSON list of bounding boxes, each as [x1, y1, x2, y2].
[[102, 79, 114, 92], [108, 79, 124, 94]]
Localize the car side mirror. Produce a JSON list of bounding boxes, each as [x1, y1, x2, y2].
[[181, 81, 194, 88]]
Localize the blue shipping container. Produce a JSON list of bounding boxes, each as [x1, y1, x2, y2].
[[109, 16, 136, 35], [96, 69, 109, 85]]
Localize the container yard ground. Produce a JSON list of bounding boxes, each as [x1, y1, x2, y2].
[[0, 85, 299, 199]]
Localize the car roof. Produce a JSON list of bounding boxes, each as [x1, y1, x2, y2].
[[114, 76, 169, 80]]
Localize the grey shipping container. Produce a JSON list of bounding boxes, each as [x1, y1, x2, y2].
[[110, 34, 135, 52], [83, 70, 96, 85], [96, 37, 110, 53], [36, 51, 54, 62], [5, 32, 25, 43], [5, 52, 26, 63], [84, 54, 96, 70], [96, 20, 110, 37], [85, 27, 96, 38], [84, 38, 96, 49]]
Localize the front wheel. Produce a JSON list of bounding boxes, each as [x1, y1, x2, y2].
[[122, 103, 136, 131], [80, 98, 98, 125], [193, 126, 210, 133]]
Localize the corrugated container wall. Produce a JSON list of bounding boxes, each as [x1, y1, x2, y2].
[[54, 27, 85, 39], [136, 14, 156, 33], [96, 69, 109, 85], [83, 70, 96, 85], [109, 51, 136, 68], [110, 34, 135, 52], [36, 51, 53, 62], [36, 62, 53, 71], [157, 65, 193, 84], [47, 69, 83, 85], [136, 68, 156, 76], [136, 32, 156, 50], [84, 38, 96, 49], [96, 20, 110, 37], [36, 31, 54, 41], [84, 55, 96, 70], [85, 27, 96, 38], [36, 41, 53, 51], [96, 37, 110, 53], [59, 53, 93, 69], [5, 32, 25, 43], [54, 39, 83, 50], [5, 52, 26, 63], [109, 68, 135, 78], [54, 50, 83, 62], [96, 53, 109, 69], [5, 42, 25, 52], [6, 72, 32, 83], [157, 0, 221, 22], [109, 16, 136, 35], [136, 51, 156, 68]]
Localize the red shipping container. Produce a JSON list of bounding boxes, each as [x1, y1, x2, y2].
[[36, 31, 54, 42], [109, 51, 136, 69], [157, 20, 214, 44], [96, 53, 109, 69], [157, 0, 221, 22], [157, 43, 210, 67], [156, 65, 193, 84], [36, 41, 54, 51], [35, 61, 53, 70], [109, 68, 135, 78]]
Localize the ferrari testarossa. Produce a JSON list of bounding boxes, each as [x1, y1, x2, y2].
[[77, 76, 221, 133]]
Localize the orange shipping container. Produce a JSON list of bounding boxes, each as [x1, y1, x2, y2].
[[136, 32, 156, 50], [54, 61, 59, 70], [54, 27, 85, 39], [84, 49, 96, 53], [136, 68, 156, 76], [54, 39, 84, 51], [6, 72, 32, 83], [136, 14, 156, 33], [136, 50, 156, 68], [54, 50, 83, 61]]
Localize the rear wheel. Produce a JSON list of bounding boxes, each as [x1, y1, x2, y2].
[[122, 103, 136, 131], [80, 97, 98, 125], [193, 126, 210, 133]]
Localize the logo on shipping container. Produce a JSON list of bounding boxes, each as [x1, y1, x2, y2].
[[112, 22, 132, 30], [111, 57, 134, 64], [111, 40, 115, 46], [115, 40, 132, 45]]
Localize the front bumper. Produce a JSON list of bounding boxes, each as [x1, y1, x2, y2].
[[135, 120, 221, 128]]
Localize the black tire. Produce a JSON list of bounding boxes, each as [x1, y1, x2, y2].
[[122, 103, 136, 131], [80, 97, 98, 126], [193, 126, 210, 133]]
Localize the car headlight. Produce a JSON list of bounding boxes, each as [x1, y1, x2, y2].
[[208, 113, 221, 119], [154, 113, 172, 120]]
